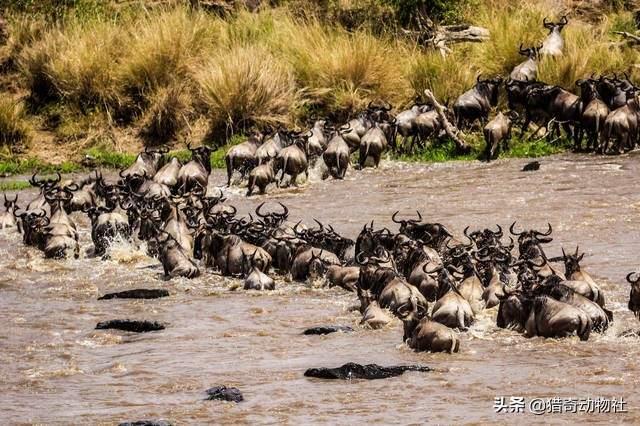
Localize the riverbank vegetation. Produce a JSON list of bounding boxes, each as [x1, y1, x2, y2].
[[0, 0, 637, 174]]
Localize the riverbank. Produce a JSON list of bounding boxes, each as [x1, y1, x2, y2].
[[0, 134, 570, 192], [0, 0, 636, 169]]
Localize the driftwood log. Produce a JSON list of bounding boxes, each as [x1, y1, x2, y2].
[[404, 25, 490, 56], [422, 89, 471, 154]]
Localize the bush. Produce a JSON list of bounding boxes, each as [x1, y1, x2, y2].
[[141, 83, 193, 145], [195, 46, 298, 141]]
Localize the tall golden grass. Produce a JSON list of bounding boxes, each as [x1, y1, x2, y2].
[[3, 0, 639, 147], [0, 99, 31, 149]]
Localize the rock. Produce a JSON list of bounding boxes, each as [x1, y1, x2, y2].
[[522, 161, 540, 171], [303, 325, 354, 335], [98, 289, 170, 300], [96, 320, 165, 333], [205, 385, 244, 402], [304, 362, 431, 380], [119, 422, 172, 426]]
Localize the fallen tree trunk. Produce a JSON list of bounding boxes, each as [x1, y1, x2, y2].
[[403, 25, 490, 56], [423, 89, 471, 154], [613, 31, 640, 45]]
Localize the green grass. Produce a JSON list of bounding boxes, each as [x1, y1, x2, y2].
[[393, 133, 570, 163], [0, 180, 31, 191], [0, 157, 79, 175]]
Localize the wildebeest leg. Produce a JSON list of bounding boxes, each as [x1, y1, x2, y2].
[[225, 157, 233, 186]]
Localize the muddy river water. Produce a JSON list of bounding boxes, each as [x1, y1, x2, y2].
[[2, 153, 640, 424]]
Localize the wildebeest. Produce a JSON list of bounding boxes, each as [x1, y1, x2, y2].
[[322, 125, 351, 179], [225, 132, 263, 185], [600, 91, 639, 154], [510, 44, 541, 82], [177, 144, 212, 195], [627, 272, 640, 319], [483, 111, 518, 161], [453, 75, 503, 129], [246, 158, 277, 196], [275, 135, 309, 187], [539, 16, 568, 57], [0, 193, 20, 231], [575, 78, 610, 151], [394, 100, 432, 153]]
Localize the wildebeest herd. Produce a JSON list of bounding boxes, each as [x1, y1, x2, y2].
[[1, 139, 640, 354], [2, 15, 640, 356], [223, 15, 640, 196]]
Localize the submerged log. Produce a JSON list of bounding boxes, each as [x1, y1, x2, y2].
[[304, 362, 431, 380], [205, 386, 244, 402], [98, 289, 170, 300], [96, 320, 166, 333], [303, 325, 354, 335]]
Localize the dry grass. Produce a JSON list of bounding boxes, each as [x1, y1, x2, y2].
[[141, 82, 193, 145], [4, 0, 640, 150], [195, 46, 298, 139], [0, 99, 32, 149]]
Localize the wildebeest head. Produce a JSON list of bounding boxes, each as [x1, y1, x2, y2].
[[509, 221, 553, 256], [561, 246, 584, 277], [476, 75, 503, 106], [3, 193, 18, 212], [355, 221, 395, 257], [187, 143, 213, 172], [29, 172, 61, 191], [396, 291, 429, 341], [543, 16, 568, 33], [255, 202, 289, 229], [518, 43, 542, 60], [496, 293, 532, 330]]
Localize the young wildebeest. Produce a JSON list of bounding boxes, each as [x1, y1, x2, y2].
[[483, 111, 518, 161], [246, 157, 277, 196], [225, 132, 263, 185], [539, 16, 568, 57], [453, 75, 503, 129], [510, 44, 542, 82]]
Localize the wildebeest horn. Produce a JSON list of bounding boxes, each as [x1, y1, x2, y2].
[[391, 211, 403, 224], [422, 262, 442, 274], [627, 272, 640, 284], [543, 17, 550, 27], [476, 74, 482, 83], [276, 202, 289, 217], [493, 224, 503, 237], [313, 218, 324, 230], [509, 221, 523, 236], [255, 202, 268, 218], [535, 223, 553, 236], [559, 15, 568, 25]]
